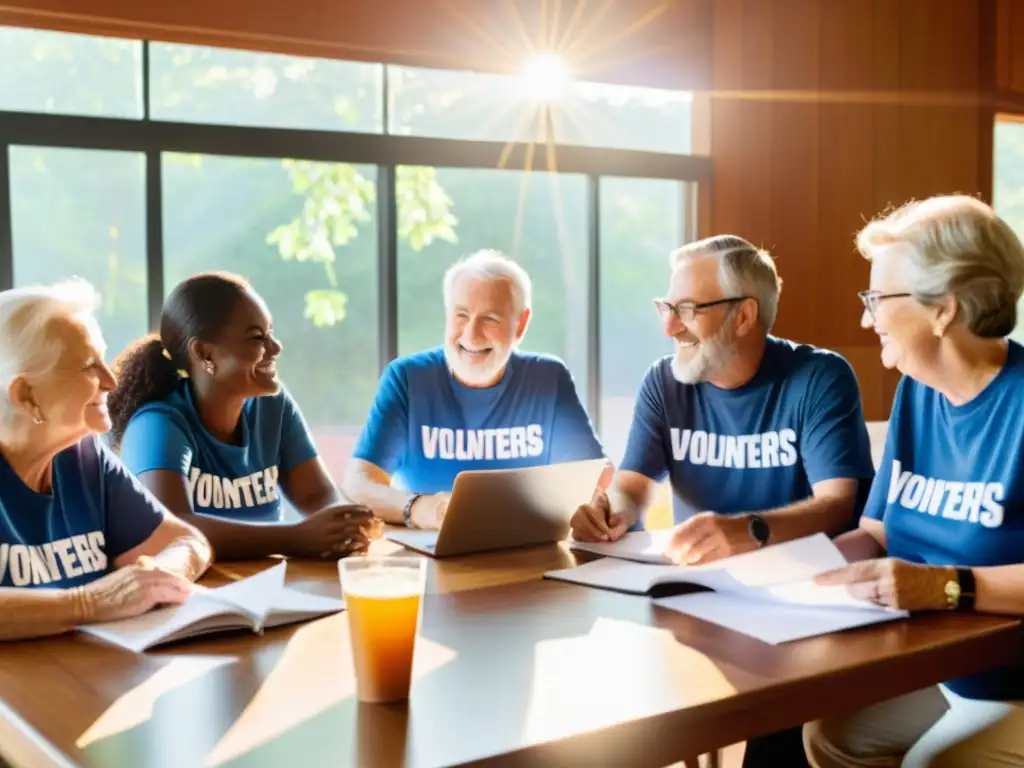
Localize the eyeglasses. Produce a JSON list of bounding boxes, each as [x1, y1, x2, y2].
[[857, 290, 912, 319], [653, 296, 750, 324]]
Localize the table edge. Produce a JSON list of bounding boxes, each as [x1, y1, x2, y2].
[[0, 696, 76, 768]]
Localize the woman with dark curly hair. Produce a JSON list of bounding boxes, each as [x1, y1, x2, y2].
[[109, 271, 381, 561]]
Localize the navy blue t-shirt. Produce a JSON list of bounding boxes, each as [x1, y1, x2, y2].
[[0, 436, 164, 589], [866, 340, 1024, 701], [621, 336, 875, 525], [119, 380, 319, 522], [351, 347, 606, 494]]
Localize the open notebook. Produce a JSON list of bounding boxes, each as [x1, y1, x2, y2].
[[549, 533, 909, 644], [79, 561, 344, 653]]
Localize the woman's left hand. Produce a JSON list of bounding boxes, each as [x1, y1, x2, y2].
[[814, 557, 954, 611]]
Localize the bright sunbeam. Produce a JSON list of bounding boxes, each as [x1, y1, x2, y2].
[[520, 52, 570, 102]]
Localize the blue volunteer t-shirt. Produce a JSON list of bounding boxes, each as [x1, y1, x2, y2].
[[867, 340, 1024, 701], [351, 347, 606, 493], [119, 380, 319, 522], [621, 336, 875, 525], [0, 436, 164, 589]]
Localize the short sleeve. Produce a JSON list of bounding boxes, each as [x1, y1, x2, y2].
[[119, 409, 194, 477], [800, 355, 877, 486], [350, 362, 410, 474], [95, 439, 165, 559], [278, 388, 319, 472], [548, 364, 606, 463], [619, 364, 671, 482], [863, 377, 908, 521]]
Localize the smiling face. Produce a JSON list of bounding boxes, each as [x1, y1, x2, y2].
[[443, 273, 529, 388], [660, 255, 741, 384], [21, 314, 117, 444], [861, 243, 940, 377], [198, 287, 283, 398]]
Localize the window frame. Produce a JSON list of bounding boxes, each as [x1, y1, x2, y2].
[[0, 37, 710, 434]]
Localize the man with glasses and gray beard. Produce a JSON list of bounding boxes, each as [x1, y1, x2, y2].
[[344, 249, 608, 530], [570, 234, 876, 767]]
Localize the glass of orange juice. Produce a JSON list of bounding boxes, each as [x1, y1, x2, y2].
[[338, 556, 427, 703]]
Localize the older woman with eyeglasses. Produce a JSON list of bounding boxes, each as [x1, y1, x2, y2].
[[803, 195, 1024, 767], [0, 279, 212, 642]]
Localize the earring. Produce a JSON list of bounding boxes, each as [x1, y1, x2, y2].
[[32, 410, 44, 425], [205, 361, 216, 376]]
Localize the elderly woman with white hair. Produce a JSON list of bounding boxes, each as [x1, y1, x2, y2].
[[804, 195, 1024, 766], [0, 279, 212, 641]]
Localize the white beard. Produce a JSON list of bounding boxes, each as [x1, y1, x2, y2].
[[443, 340, 513, 386], [670, 327, 736, 384]]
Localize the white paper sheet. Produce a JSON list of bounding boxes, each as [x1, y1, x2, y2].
[[547, 533, 911, 642], [569, 530, 675, 564], [654, 591, 907, 644]]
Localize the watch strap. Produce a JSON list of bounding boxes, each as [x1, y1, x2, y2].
[[403, 494, 421, 528]]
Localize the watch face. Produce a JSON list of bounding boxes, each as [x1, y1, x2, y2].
[[750, 516, 770, 544]]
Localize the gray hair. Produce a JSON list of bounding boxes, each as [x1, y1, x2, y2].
[[671, 235, 783, 331], [857, 195, 1024, 338], [0, 278, 102, 427], [442, 249, 533, 315]]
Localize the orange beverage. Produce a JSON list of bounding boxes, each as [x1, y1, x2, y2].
[[338, 557, 427, 703]]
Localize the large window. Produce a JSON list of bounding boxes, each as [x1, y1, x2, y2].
[[388, 64, 693, 154], [0, 27, 142, 118], [162, 154, 379, 478], [598, 178, 689, 465], [397, 168, 589, 394], [150, 43, 383, 132], [9, 146, 147, 357], [0, 26, 708, 495], [993, 118, 1024, 345]]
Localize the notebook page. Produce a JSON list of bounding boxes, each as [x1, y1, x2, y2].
[[569, 530, 674, 564], [79, 598, 247, 653], [204, 561, 289, 623]]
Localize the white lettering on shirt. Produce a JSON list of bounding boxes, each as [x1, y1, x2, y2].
[[886, 459, 1004, 529], [669, 428, 798, 469], [0, 531, 108, 586], [186, 466, 281, 509], [420, 425, 544, 460]]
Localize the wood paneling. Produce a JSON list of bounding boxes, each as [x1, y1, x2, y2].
[[0, 0, 712, 91], [997, 0, 1024, 95], [709, 0, 992, 420]]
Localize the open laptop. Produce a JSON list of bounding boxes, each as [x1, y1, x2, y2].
[[384, 458, 607, 558]]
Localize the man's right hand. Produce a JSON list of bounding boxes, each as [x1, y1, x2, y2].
[[409, 493, 450, 530], [570, 493, 629, 543]]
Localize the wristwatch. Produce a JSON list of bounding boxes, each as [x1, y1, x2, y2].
[[403, 493, 422, 528], [748, 513, 771, 548], [944, 567, 977, 611]]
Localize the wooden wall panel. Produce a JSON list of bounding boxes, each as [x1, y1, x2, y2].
[[996, 0, 1024, 93], [710, 0, 990, 420], [0, 0, 713, 91]]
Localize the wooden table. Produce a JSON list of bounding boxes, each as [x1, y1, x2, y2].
[[0, 539, 1020, 768]]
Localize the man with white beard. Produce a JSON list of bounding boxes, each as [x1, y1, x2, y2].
[[343, 249, 607, 529], [571, 234, 875, 559], [570, 235, 875, 768]]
